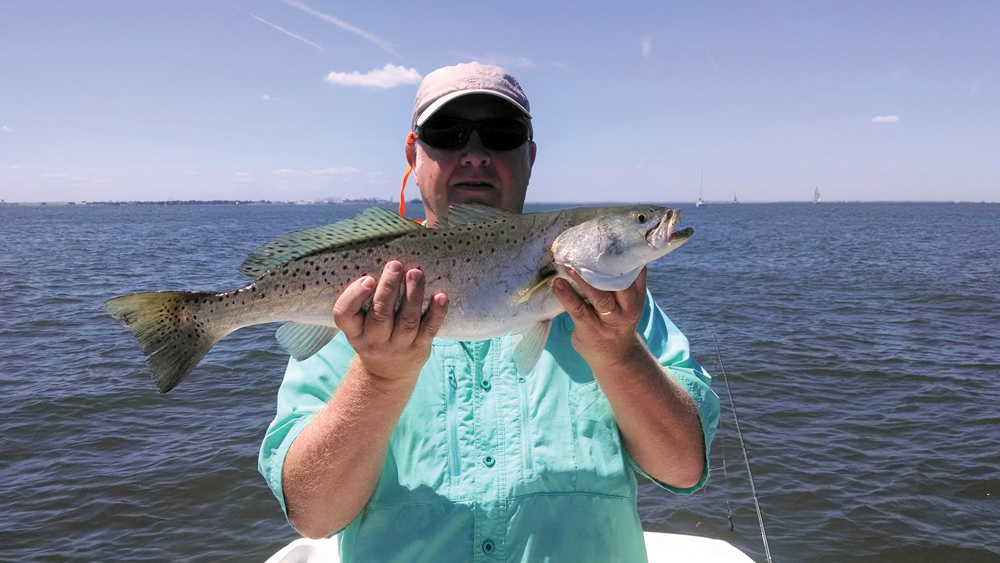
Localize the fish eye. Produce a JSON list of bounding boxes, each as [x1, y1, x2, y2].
[[635, 212, 648, 224]]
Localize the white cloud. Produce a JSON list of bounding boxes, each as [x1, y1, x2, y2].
[[8, 165, 24, 170], [262, 95, 272, 101], [273, 167, 359, 177], [245, 11, 325, 52], [456, 53, 533, 68], [275, 0, 398, 57], [41, 173, 86, 182], [641, 37, 652, 59], [325, 64, 421, 89], [2, 125, 13, 132], [871, 115, 899, 123], [232, 172, 252, 183]]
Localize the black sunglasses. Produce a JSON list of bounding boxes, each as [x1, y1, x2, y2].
[[415, 117, 531, 152]]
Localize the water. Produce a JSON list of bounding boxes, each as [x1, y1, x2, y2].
[[1, 202, 997, 562]]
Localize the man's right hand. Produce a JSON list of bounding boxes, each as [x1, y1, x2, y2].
[[333, 260, 449, 382]]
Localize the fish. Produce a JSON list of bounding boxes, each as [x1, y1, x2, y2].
[[105, 203, 693, 393]]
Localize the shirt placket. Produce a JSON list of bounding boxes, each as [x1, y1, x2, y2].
[[462, 339, 505, 562]]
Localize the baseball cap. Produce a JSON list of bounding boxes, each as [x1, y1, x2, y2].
[[411, 62, 531, 130]]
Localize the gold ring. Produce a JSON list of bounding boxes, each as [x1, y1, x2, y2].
[[598, 309, 615, 316]]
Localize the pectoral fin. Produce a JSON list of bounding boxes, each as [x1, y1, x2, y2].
[[514, 271, 558, 305], [572, 264, 643, 292], [276, 322, 340, 361], [511, 320, 552, 376]]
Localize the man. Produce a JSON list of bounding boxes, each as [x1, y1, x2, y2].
[[259, 62, 720, 562]]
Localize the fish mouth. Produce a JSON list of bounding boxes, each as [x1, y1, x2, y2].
[[646, 209, 682, 249]]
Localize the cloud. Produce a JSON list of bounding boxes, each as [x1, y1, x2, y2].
[[273, 167, 359, 177], [232, 172, 253, 183], [262, 95, 272, 101], [275, 0, 398, 57], [455, 53, 533, 68], [246, 11, 326, 51], [2, 125, 13, 132], [641, 37, 652, 59], [41, 173, 86, 182], [871, 115, 899, 123], [324, 64, 421, 88], [8, 165, 24, 170], [707, 48, 718, 71]]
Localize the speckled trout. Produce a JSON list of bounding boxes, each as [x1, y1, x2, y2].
[[105, 204, 693, 393]]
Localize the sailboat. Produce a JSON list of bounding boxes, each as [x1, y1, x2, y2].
[[696, 167, 705, 207], [813, 186, 821, 204], [732, 193, 738, 204]]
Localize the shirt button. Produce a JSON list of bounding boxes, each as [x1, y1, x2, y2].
[[482, 539, 495, 554], [517, 376, 526, 383], [480, 379, 492, 391], [483, 455, 496, 468]]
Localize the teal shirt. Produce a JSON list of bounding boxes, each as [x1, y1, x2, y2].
[[259, 293, 720, 563]]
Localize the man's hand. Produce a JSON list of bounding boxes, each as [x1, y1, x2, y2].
[[285, 260, 449, 539], [333, 260, 448, 381], [553, 266, 705, 488], [552, 267, 648, 368]]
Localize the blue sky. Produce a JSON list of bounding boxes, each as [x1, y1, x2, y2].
[[1, 1, 997, 203]]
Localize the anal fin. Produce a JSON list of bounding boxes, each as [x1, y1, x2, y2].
[[276, 322, 340, 361], [511, 319, 552, 376]]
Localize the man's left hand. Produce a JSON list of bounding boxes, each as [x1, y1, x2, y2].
[[552, 267, 648, 369]]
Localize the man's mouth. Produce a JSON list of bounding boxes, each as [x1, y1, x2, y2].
[[452, 182, 495, 191]]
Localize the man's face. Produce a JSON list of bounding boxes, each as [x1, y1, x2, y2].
[[406, 94, 536, 227]]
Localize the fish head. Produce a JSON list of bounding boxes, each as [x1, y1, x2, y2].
[[552, 206, 694, 291]]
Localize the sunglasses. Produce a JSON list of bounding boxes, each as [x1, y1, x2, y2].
[[415, 117, 531, 152]]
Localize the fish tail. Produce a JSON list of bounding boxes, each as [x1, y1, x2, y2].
[[104, 291, 228, 393]]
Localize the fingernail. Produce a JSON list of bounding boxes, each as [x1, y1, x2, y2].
[[387, 261, 402, 273], [410, 269, 423, 282], [361, 276, 376, 290]]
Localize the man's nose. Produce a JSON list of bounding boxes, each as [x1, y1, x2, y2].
[[460, 131, 492, 167]]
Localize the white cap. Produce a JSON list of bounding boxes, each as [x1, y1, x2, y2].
[[412, 62, 531, 130]]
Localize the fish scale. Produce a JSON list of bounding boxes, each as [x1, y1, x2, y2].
[[105, 203, 693, 393]]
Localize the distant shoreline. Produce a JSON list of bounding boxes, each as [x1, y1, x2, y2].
[[1, 199, 996, 207], [0, 198, 412, 207]]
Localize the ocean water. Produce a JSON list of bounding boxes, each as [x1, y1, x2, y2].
[[0, 202, 997, 562]]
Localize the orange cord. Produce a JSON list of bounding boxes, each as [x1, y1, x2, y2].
[[399, 132, 418, 219]]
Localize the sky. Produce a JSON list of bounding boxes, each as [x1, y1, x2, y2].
[[1, 0, 997, 203]]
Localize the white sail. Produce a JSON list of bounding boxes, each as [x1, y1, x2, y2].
[[696, 167, 705, 207]]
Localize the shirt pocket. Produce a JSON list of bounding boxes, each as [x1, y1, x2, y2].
[[569, 380, 631, 494]]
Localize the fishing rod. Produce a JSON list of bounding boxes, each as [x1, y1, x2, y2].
[[713, 333, 773, 563]]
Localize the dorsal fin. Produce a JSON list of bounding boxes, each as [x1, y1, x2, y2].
[[436, 203, 517, 228], [238, 206, 424, 277]]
